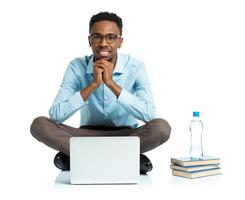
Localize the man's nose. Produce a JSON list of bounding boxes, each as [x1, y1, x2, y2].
[[99, 37, 108, 47]]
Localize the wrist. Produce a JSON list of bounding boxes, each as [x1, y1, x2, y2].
[[107, 80, 122, 97], [105, 79, 114, 87], [91, 80, 101, 88]]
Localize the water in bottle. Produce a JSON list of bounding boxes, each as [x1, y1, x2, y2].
[[189, 111, 203, 160]]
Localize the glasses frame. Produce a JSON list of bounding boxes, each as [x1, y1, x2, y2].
[[89, 33, 122, 44]]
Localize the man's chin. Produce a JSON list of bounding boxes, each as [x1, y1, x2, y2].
[[95, 55, 111, 61]]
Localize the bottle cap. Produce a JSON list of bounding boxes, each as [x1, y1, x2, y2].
[[193, 111, 200, 117]]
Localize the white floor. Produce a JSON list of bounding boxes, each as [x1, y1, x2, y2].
[[1, 136, 244, 200]]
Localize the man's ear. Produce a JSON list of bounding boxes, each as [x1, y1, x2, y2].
[[88, 36, 92, 47], [118, 37, 123, 48]]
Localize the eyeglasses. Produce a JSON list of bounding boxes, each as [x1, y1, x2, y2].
[[89, 33, 121, 44]]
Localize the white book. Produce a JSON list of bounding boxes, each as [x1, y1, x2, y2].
[[171, 156, 220, 167]]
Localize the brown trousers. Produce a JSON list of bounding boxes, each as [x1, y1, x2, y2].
[[30, 116, 171, 156]]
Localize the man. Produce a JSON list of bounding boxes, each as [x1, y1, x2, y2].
[[30, 11, 171, 174]]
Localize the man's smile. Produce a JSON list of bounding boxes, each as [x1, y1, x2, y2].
[[96, 49, 111, 58], [98, 50, 110, 57]]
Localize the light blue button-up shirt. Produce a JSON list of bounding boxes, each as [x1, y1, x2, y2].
[[49, 53, 156, 128]]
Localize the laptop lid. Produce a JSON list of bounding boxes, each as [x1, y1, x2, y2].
[[70, 136, 140, 184]]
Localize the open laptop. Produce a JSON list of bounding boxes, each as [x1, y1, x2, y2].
[[70, 136, 140, 184]]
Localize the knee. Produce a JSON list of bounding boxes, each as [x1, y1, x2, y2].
[[30, 116, 49, 138], [150, 118, 171, 144]]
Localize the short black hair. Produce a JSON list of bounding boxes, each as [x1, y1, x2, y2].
[[89, 12, 123, 35]]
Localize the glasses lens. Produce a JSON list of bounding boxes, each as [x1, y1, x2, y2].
[[105, 34, 117, 43], [91, 34, 102, 43], [90, 34, 119, 44]]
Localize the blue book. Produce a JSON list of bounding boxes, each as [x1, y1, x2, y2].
[[170, 164, 220, 172]]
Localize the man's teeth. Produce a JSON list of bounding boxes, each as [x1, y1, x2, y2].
[[99, 51, 109, 56]]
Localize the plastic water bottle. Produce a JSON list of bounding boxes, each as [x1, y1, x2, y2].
[[189, 111, 203, 160]]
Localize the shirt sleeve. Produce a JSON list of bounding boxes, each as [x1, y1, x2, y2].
[[117, 63, 156, 122], [49, 62, 85, 124]]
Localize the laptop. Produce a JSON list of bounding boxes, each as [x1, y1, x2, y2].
[[70, 136, 140, 184]]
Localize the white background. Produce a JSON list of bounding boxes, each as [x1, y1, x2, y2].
[[0, 0, 245, 199]]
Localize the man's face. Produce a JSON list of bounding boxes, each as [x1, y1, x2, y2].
[[89, 20, 123, 64]]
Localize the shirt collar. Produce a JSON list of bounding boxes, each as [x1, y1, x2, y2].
[[86, 54, 125, 74]]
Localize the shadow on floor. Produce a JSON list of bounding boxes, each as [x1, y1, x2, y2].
[[54, 171, 152, 187]]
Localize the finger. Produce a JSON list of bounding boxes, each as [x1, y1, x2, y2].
[[94, 59, 112, 67], [94, 65, 102, 69], [94, 59, 109, 64], [94, 61, 106, 68], [94, 66, 104, 72], [94, 64, 107, 70]]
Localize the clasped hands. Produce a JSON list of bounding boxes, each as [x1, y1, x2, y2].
[[93, 59, 114, 87], [80, 59, 121, 100]]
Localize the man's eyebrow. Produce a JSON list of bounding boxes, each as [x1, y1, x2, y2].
[[91, 32, 117, 35]]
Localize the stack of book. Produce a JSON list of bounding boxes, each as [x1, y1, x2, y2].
[[170, 156, 221, 179]]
